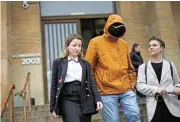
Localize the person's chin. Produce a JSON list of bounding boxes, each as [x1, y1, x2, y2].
[[73, 53, 79, 56], [151, 53, 158, 56], [149, 52, 155, 56]]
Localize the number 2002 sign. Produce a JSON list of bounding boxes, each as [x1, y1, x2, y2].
[[22, 58, 40, 65], [12, 53, 41, 65]]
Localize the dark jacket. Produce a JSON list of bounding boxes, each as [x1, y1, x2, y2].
[[130, 52, 143, 73], [50, 58, 102, 115]]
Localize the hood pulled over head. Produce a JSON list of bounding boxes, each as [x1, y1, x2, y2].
[[104, 14, 126, 38]]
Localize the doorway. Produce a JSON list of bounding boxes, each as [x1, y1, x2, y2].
[[81, 18, 107, 53], [42, 17, 107, 103]]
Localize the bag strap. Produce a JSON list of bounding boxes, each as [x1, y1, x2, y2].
[[169, 61, 173, 80], [145, 63, 147, 84], [145, 61, 173, 84]]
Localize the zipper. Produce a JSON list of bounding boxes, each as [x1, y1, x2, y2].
[[113, 39, 120, 70]]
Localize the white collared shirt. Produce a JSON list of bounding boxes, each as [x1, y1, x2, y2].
[[64, 57, 82, 83]]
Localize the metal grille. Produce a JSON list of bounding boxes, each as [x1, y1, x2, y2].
[[44, 22, 78, 99]]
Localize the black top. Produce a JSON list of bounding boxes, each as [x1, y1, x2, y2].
[[151, 62, 163, 84], [130, 52, 143, 73]]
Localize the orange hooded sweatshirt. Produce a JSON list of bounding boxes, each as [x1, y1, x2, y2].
[[85, 14, 136, 95]]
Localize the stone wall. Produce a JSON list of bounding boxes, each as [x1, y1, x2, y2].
[[150, 1, 180, 75], [171, 2, 180, 50], [117, 1, 180, 75], [1, 1, 12, 99], [118, 1, 151, 62], [1, 1, 45, 105]]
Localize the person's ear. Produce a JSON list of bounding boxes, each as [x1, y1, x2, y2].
[[160, 47, 164, 52]]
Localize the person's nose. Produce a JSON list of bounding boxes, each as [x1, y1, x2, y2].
[[75, 46, 80, 50], [149, 46, 153, 50]]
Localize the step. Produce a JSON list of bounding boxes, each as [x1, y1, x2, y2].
[[2, 105, 147, 117], [2, 99, 147, 122], [3, 101, 146, 113], [2, 108, 147, 122]]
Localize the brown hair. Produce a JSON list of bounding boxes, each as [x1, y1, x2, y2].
[[149, 36, 165, 49], [61, 34, 84, 58], [131, 43, 140, 52]]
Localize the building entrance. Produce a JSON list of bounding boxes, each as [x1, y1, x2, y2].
[[42, 17, 107, 102]]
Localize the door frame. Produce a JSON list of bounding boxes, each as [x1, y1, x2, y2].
[[41, 14, 111, 21], [40, 1, 118, 104], [41, 14, 113, 103], [41, 19, 81, 103]]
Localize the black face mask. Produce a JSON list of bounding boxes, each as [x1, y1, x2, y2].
[[108, 22, 126, 37]]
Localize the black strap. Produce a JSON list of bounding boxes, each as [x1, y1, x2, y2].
[[144, 61, 173, 84], [169, 61, 173, 80], [144, 62, 180, 100], [145, 63, 147, 84]]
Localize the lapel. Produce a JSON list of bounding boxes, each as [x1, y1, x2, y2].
[[61, 58, 68, 81], [160, 59, 169, 84], [79, 59, 86, 82], [147, 60, 156, 77], [147, 60, 160, 85]]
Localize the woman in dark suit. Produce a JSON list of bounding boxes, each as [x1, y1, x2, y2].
[[50, 34, 103, 122]]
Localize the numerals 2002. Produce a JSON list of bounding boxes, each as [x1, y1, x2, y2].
[[22, 58, 40, 65]]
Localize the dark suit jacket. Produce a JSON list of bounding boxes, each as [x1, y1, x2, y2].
[[50, 58, 101, 115]]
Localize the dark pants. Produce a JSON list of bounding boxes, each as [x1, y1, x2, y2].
[[136, 90, 145, 98], [151, 100, 180, 122], [60, 81, 91, 122], [60, 99, 91, 122]]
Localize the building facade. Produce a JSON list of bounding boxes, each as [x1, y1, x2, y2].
[[1, 1, 180, 105]]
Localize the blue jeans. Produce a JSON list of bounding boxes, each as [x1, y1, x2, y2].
[[101, 90, 140, 122]]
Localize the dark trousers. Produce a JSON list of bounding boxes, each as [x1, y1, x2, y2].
[[60, 99, 91, 122], [151, 100, 180, 122], [60, 81, 91, 122]]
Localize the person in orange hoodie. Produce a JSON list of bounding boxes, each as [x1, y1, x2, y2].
[[85, 14, 140, 122]]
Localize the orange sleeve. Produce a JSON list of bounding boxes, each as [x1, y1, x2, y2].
[[85, 39, 98, 74], [127, 45, 137, 86]]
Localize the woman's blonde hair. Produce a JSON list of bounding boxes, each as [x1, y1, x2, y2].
[[61, 34, 84, 58]]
